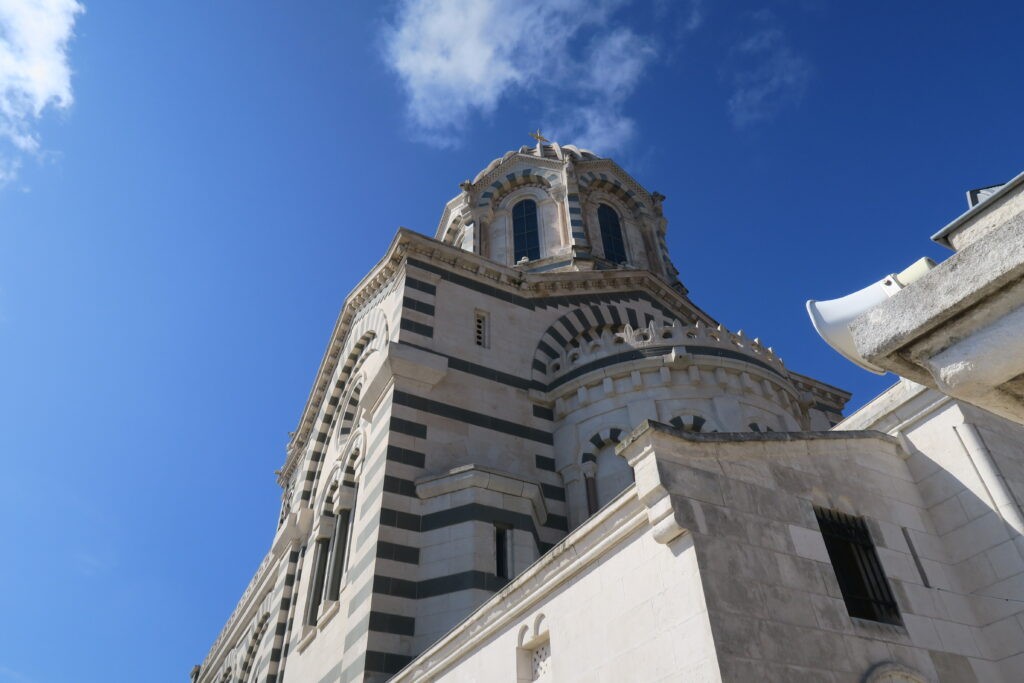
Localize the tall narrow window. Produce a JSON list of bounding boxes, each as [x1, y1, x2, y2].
[[304, 534, 331, 625], [513, 199, 540, 263], [495, 523, 512, 580], [598, 204, 626, 265], [815, 507, 901, 625], [323, 508, 350, 601]]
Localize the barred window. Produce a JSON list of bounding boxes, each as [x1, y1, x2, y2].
[[814, 507, 901, 625]]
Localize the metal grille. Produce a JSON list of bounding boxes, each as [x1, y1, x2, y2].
[[530, 641, 551, 681], [475, 312, 488, 347], [814, 506, 901, 625]]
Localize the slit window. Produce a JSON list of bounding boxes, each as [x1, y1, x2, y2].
[[814, 506, 901, 625], [513, 199, 540, 263], [495, 523, 512, 580]]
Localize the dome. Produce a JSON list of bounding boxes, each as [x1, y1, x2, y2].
[[471, 142, 601, 184]]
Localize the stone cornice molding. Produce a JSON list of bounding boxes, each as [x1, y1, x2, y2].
[[415, 464, 548, 525]]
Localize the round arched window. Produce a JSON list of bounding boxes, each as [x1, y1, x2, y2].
[[598, 204, 626, 264], [512, 199, 540, 262]]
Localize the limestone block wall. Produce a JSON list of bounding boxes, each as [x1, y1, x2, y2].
[[840, 381, 1024, 680], [624, 424, 1018, 682]]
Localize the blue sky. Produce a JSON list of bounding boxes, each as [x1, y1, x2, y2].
[[1, 1, 1022, 681]]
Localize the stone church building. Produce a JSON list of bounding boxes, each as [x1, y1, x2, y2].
[[192, 141, 1024, 682]]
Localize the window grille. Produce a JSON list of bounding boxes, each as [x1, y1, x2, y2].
[[475, 311, 488, 348], [530, 640, 551, 681], [814, 507, 901, 625]]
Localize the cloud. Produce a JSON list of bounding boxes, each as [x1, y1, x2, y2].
[[382, 0, 660, 154], [0, 0, 84, 186], [727, 12, 810, 127]]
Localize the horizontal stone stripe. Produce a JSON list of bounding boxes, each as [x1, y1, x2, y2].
[[383, 475, 417, 497], [402, 296, 436, 316], [378, 503, 548, 550], [380, 507, 420, 531], [374, 574, 418, 599], [374, 570, 508, 600], [389, 416, 427, 439], [399, 317, 434, 338], [364, 651, 413, 675], [535, 454, 557, 472], [401, 341, 535, 390], [532, 404, 554, 421], [386, 445, 426, 468], [376, 541, 419, 565], [369, 611, 415, 636], [404, 277, 437, 296], [393, 391, 553, 445], [544, 514, 568, 531], [541, 483, 566, 501]]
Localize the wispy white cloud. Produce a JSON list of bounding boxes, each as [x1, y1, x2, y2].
[[382, 0, 660, 154], [0, 0, 84, 187], [727, 11, 810, 127]]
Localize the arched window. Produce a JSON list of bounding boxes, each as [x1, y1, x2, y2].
[[513, 199, 540, 263], [598, 204, 626, 264]]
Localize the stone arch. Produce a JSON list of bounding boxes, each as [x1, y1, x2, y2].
[[579, 426, 633, 515], [488, 184, 563, 264], [297, 310, 386, 508], [477, 167, 559, 210], [578, 171, 648, 218], [582, 189, 640, 265], [236, 612, 270, 683], [668, 414, 713, 433], [531, 302, 676, 383]]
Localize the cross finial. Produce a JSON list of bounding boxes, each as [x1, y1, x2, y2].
[[529, 129, 549, 144]]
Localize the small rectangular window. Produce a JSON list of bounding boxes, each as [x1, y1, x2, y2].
[[814, 506, 901, 625], [495, 523, 512, 580], [475, 311, 489, 348]]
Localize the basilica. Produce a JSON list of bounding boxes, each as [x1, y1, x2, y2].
[[192, 140, 1024, 682]]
